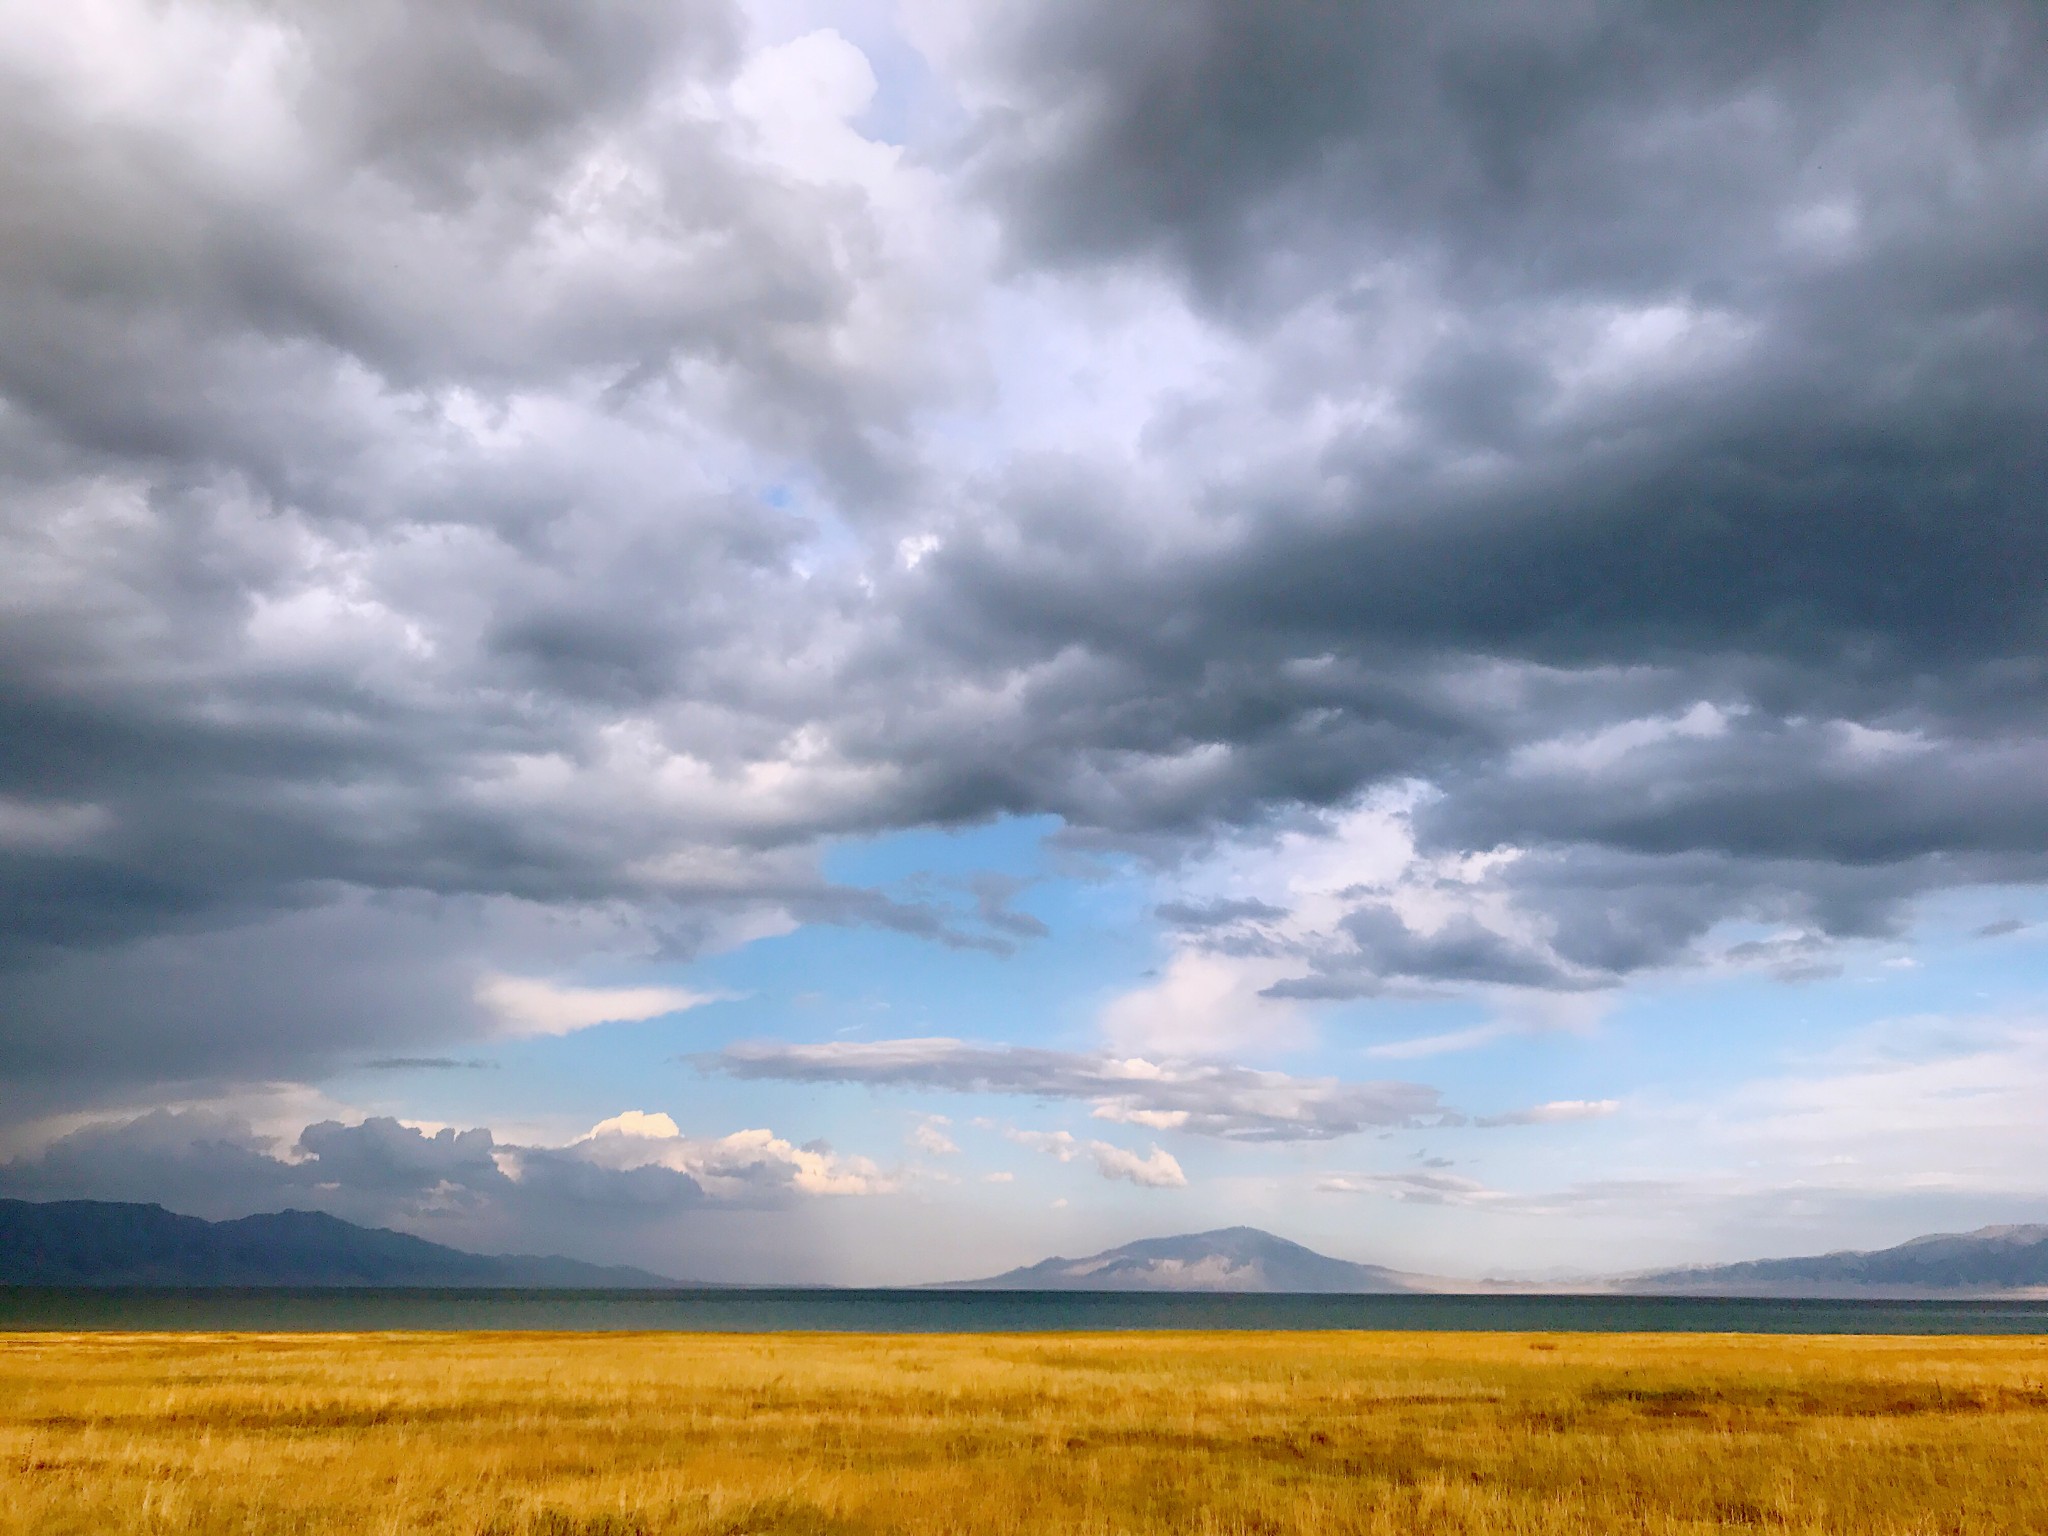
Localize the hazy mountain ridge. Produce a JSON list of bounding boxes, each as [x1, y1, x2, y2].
[[948, 1223, 2048, 1298], [1630, 1224, 2048, 1296], [942, 1227, 1423, 1293], [0, 1199, 678, 1288]]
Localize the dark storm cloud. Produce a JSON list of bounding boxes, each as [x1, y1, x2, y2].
[[296, 1116, 506, 1197], [935, 0, 2048, 702], [966, 0, 2048, 316], [875, 0, 2048, 990], [0, 0, 910, 1029], [3, 0, 2047, 1114]]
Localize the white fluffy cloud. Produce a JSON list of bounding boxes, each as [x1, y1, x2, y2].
[[1085, 1141, 1186, 1189], [558, 1109, 893, 1197]]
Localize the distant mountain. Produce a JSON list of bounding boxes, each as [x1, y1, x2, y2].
[[944, 1226, 1420, 1293], [1632, 1224, 2048, 1296], [0, 1199, 679, 1287]]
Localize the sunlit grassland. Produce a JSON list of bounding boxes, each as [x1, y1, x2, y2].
[[5, 1330, 2048, 1534]]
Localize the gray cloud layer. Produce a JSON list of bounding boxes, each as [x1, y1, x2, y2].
[[2, 0, 2045, 1108]]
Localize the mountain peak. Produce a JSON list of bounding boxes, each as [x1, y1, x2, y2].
[[944, 1226, 1417, 1293]]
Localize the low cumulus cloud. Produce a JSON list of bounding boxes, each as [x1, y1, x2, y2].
[[1085, 1141, 1186, 1189], [0, 1105, 889, 1260], [713, 1038, 1455, 1141]]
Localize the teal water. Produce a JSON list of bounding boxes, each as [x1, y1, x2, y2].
[[4, 1288, 2048, 1333]]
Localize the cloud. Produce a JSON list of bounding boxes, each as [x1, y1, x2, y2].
[[1317, 1169, 1505, 1206], [1100, 949, 1311, 1055], [901, 0, 2048, 971], [714, 1038, 1454, 1141], [0, 1103, 891, 1263], [1325, 1014, 2048, 1239], [0, 0, 988, 1103], [296, 1116, 505, 1198], [1474, 1099, 1621, 1128], [1267, 906, 1594, 999], [538, 1112, 894, 1199], [1155, 898, 1290, 931], [0, 1109, 323, 1218], [0, 798, 111, 852], [2, 0, 2047, 1141], [909, 1115, 959, 1156], [1117, 783, 2028, 1019], [1004, 1126, 1185, 1188], [474, 976, 727, 1037], [1005, 1127, 1077, 1160], [1085, 1141, 1186, 1189]]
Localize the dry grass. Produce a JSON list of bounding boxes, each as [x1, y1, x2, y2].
[[5, 1330, 2048, 1534]]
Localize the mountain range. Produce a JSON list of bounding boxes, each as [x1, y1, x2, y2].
[[1630, 1224, 2048, 1297], [0, 1199, 678, 1287], [10, 1200, 2048, 1295]]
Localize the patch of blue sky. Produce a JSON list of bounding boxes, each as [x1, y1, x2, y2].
[[740, 0, 958, 150], [367, 816, 1149, 1147], [331, 827, 2048, 1211]]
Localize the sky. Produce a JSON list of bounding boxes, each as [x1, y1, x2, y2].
[[1, 0, 2045, 1286]]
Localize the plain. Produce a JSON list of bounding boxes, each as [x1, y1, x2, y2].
[[5, 1329, 2048, 1534]]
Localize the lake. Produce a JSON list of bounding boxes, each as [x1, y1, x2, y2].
[[4, 1287, 2048, 1333]]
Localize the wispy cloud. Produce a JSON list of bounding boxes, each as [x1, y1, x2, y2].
[[1316, 1169, 1506, 1205], [710, 1038, 1455, 1141], [477, 977, 732, 1038], [1475, 1099, 1620, 1128]]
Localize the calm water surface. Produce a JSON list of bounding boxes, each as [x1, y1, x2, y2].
[[4, 1288, 2048, 1333]]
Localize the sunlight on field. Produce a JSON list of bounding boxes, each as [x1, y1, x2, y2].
[[5, 1330, 2047, 1534]]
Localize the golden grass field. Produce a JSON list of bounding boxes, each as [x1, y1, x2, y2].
[[5, 1330, 2048, 1535]]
